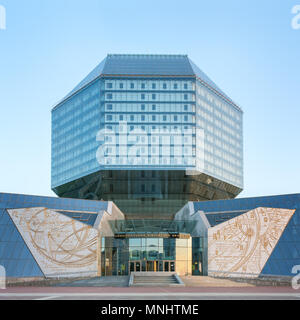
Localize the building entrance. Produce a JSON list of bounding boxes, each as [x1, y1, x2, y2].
[[129, 260, 176, 273], [101, 233, 195, 276]]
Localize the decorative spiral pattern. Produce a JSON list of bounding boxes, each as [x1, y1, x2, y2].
[[8, 207, 99, 276], [208, 207, 295, 277]]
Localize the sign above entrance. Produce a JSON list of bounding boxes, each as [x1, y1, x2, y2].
[[114, 232, 190, 239]]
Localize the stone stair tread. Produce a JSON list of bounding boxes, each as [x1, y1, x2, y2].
[[132, 275, 180, 286]]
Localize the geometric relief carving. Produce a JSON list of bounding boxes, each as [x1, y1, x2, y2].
[[208, 207, 295, 278], [7, 208, 99, 277]]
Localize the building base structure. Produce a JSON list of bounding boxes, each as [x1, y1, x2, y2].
[[53, 170, 242, 220], [0, 192, 299, 280]]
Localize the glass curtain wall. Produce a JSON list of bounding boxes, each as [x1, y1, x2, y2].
[[101, 236, 193, 276]]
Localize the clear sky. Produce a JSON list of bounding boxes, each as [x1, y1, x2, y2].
[[0, 0, 299, 199]]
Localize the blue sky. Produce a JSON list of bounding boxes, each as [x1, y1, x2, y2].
[[0, 0, 299, 198]]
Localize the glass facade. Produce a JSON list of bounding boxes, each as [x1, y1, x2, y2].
[[99, 78, 196, 170], [196, 80, 243, 188], [0, 209, 44, 278], [108, 219, 196, 234], [192, 237, 205, 275], [52, 75, 243, 189], [100, 235, 192, 276], [0, 192, 108, 213], [51, 54, 243, 217], [52, 80, 101, 188]]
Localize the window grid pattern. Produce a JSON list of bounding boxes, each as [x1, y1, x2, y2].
[[52, 80, 101, 188], [100, 78, 197, 168], [51, 54, 243, 192], [57, 211, 98, 226], [0, 209, 44, 278], [196, 80, 243, 188], [0, 193, 108, 216]]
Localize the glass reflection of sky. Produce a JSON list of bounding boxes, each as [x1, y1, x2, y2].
[[128, 237, 176, 260]]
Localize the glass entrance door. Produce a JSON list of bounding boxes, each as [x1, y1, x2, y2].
[[164, 260, 175, 272], [129, 261, 142, 272], [146, 261, 159, 271], [147, 261, 154, 271], [135, 261, 141, 272], [129, 260, 175, 272], [164, 261, 169, 272]]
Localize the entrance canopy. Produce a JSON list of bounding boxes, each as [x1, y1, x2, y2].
[[108, 219, 196, 235]]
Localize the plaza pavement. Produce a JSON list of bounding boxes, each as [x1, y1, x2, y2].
[[0, 276, 299, 300]]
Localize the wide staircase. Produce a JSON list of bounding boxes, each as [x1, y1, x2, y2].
[[130, 272, 184, 287]]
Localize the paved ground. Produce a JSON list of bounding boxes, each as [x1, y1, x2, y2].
[[56, 276, 130, 287], [181, 276, 254, 287], [0, 286, 300, 300], [1, 276, 299, 300], [56, 275, 253, 288]]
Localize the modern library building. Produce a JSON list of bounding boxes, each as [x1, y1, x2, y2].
[[0, 55, 299, 280]]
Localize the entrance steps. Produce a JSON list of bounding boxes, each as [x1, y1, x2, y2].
[[129, 272, 185, 287]]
